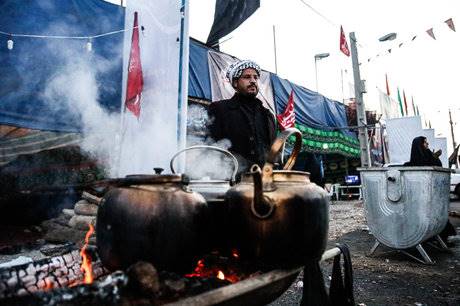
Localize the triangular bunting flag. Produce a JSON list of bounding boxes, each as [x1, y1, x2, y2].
[[445, 18, 456, 32], [411, 35, 417, 41], [339, 26, 350, 57], [411, 96, 416, 116], [125, 12, 144, 118], [388, 49, 392, 53], [276, 90, 296, 130], [426, 28, 436, 40]]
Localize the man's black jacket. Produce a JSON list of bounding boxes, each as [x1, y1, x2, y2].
[[208, 93, 276, 171]]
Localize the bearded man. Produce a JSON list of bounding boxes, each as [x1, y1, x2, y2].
[[208, 60, 276, 173]]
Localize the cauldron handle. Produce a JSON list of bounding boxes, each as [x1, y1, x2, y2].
[[169, 145, 239, 183], [266, 128, 303, 170]]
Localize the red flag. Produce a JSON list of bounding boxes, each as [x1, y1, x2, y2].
[[125, 12, 144, 118], [426, 28, 436, 40], [445, 18, 456, 32], [385, 74, 390, 96], [276, 90, 295, 130], [339, 26, 350, 57], [403, 90, 408, 115]]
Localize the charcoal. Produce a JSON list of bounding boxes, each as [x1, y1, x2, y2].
[[40, 243, 75, 257], [126, 262, 159, 297], [0, 270, 128, 306]]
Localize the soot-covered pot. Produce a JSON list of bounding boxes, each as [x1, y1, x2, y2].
[[96, 173, 208, 272], [226, 128, 329, 265]]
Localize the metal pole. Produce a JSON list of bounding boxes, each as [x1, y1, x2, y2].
[[349, 32, 371, 167], [314, 58, 319, 92], [449, 108, 457, 150], [448, 108, 459, 168], [272, 25, 278, 74], [341, 69, 345, 103]]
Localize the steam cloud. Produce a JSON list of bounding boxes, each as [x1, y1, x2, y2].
[[41, 37, 122, 176]]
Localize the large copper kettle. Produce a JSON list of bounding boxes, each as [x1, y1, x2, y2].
[[96, 173, 209, 272], [226, 128, 329, 265]]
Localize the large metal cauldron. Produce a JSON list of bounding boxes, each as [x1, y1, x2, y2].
[[226, 128, 329, 265], [96, 174, 208, 272], [359, 166, 451, 249]]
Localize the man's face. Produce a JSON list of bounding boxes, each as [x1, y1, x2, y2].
[[232, 68, 259, 97]]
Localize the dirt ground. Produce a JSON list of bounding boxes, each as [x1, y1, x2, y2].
[[271, 200, 460, 306]]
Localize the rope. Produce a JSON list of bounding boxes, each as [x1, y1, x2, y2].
[[0, 26, 138, 40]]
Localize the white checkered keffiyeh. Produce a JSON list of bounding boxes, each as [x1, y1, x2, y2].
[[226, 60, 261, 82]]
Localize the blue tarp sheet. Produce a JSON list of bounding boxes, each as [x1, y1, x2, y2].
[[0, 0, 125, 132], [188, 39, 212, 100], [271, 74, 351, 133], [0, 2, 350, 136]]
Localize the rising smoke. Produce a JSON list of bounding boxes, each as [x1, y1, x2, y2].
[[41, 34, 122, 176]]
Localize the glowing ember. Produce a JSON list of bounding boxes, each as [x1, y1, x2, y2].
[[185, 256, 241, 283], [44, 278, 54, 290], [80, 223, 95, 284], [231, 249, 239, 259]]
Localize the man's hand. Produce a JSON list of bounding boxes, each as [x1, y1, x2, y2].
[[433, 149, 442, 158]]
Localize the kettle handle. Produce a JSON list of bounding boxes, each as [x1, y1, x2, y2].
[[266, 128, 303, 170], [170, 145, 239, 182]]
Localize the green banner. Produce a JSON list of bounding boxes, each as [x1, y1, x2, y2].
[[286, 123, 360, 157]]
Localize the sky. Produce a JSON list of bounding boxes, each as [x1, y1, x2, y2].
[[187, 0, 460, 155]]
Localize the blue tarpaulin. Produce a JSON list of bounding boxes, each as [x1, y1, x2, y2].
[[0, 2, 351, 138], [0, 0, 125, 132], [271, 74, 350, 132], [188, 39, 212, 100]]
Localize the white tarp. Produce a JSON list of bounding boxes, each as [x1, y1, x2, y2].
[[386, 116, 423, 164], [118, 0, 189, 175], [378, 88, 401, 119], [434, 137, 449, 167], [208, 50, 276, 115]]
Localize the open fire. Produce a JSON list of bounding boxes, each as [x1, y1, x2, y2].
[[80, 224, 95, 284], [185, 249, 247, 284]]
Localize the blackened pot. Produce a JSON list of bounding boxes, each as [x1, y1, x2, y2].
[[96, 174, 209, 272]]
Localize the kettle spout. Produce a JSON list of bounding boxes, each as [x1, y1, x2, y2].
[[249, 165, 275, 219]]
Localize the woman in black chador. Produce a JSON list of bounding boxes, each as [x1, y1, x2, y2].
[[405, 136, 456, 242], [404, 136, 442, 166]]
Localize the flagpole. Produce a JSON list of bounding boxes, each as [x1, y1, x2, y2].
[[272, 25, 278, 74]]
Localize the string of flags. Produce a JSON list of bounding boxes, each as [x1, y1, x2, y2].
[[385, 73, 420, 118], [0, 25, 142, 51], [365, 17, 456, 63]]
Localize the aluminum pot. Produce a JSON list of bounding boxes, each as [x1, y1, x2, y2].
[[96, 173, 208, 272], [170, 145, 238, 250], [169, 145, 238, 201], [226, 128, 329, 265]]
